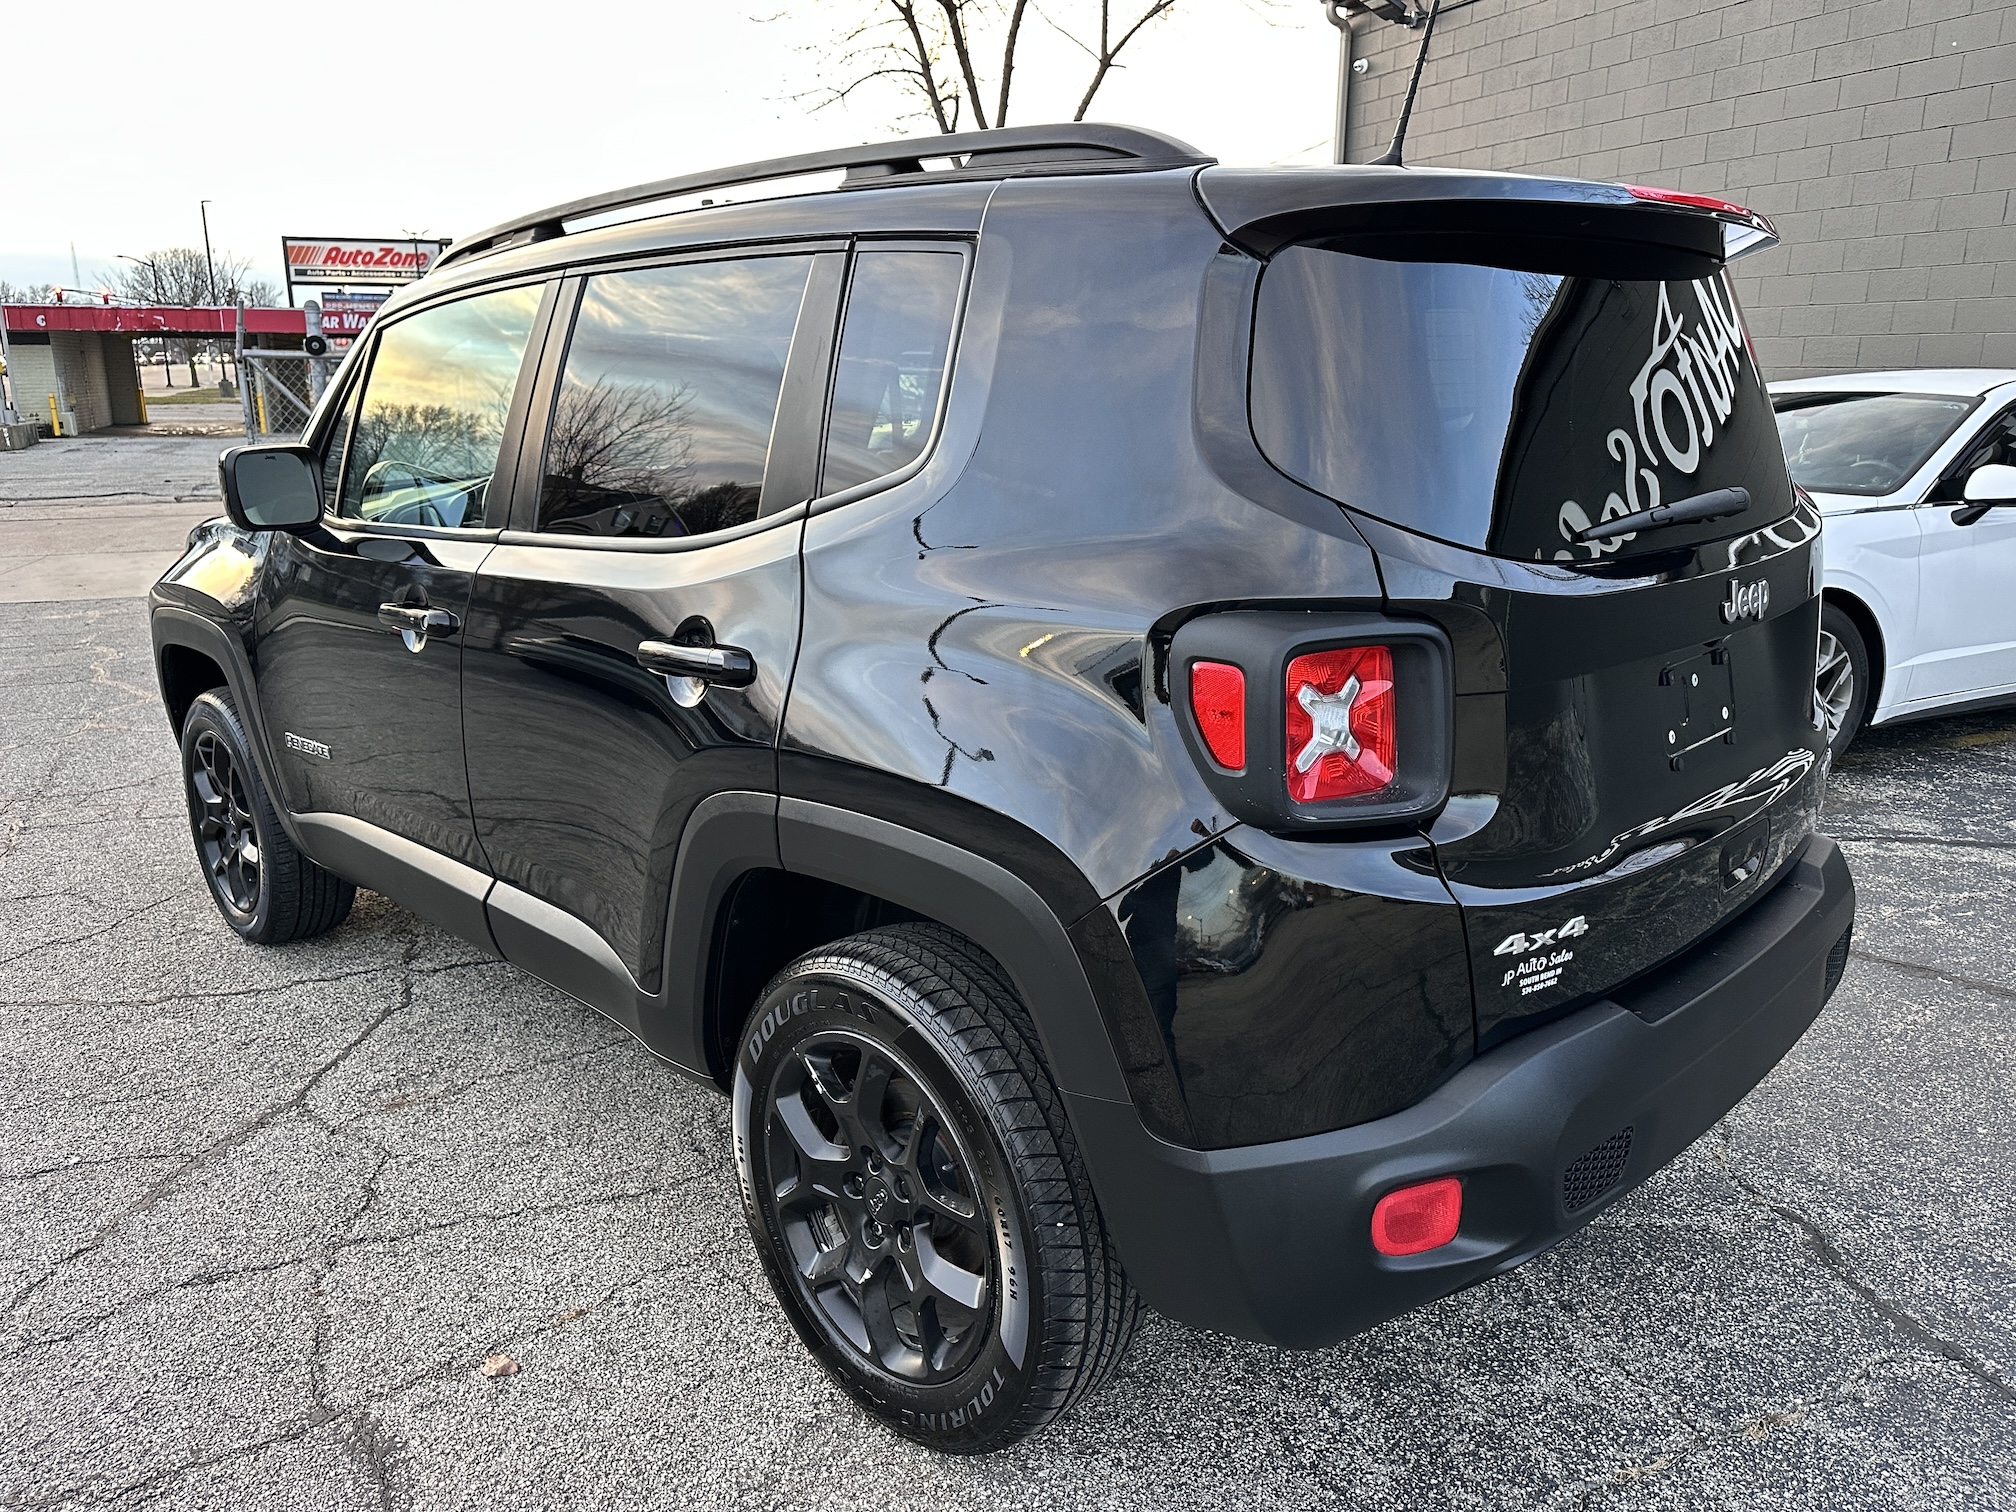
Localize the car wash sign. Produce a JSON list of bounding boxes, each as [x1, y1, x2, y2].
[[316, 290, 392, 350], [281, 236, 445, 298]]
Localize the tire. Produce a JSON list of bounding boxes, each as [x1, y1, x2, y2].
[[732, 922, 1139, 1452], [179, 688, 354, 944], [1816, 603, 1872, 764]]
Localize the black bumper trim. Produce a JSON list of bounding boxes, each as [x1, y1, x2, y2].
[[1069, 833, 1854, 1348]]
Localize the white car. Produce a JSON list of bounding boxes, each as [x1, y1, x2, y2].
[[1772, 369, 2016, 759]]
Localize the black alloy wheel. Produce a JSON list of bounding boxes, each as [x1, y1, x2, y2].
[[761, 1028, 995, 1382], [733, 923, 1138, 1452], [189, 727, 261, 915], [179, 688, 355, 945]]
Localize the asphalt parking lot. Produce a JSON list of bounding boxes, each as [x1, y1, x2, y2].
[[2, 455, 2012, 1509]]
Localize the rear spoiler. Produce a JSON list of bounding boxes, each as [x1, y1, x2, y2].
[[1196, 166, 1778, 276]]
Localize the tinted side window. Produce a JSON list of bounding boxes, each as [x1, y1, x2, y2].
[[536, 256, 812, 538], [822, 251, 963, 496], [339, 284, 543, 528]]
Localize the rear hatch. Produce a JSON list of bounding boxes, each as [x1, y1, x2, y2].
[[1205, 168, 1829, 1047]]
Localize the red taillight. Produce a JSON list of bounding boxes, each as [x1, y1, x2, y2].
[[1284, 646, 1395, 803], [1189, 660, 1246, 770], [1623, 182, 1755, 219], [1370, 1176, 1463, 1257]]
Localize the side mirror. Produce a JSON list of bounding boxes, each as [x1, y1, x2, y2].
[[1963, 462, 2016, 503], [219, 445, 322, 532]]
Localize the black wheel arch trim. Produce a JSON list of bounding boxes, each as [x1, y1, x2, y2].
[[774, 798, 1130, 1104], [150, 603, 311, 857]]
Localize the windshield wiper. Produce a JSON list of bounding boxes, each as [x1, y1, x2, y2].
[[1575, 486, 1750, 544]]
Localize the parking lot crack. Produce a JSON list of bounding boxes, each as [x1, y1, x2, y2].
[[1847, 947, 2016, 1006], [0, 954, 489, 1016], [2, 982, 412, 1324], [0, 1152, 186, 1184], [336, 1173, 707, 1254], [1713, 1130, 2013, 1406], [0, 896, 177, 970], [1831, 830, 2016, 852]]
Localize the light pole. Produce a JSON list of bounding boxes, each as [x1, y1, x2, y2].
[[118, 254, 172, 387], [199, 200, 218, 305]]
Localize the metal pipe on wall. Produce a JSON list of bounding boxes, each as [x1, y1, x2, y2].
[[1326, 1, 1355, 163]]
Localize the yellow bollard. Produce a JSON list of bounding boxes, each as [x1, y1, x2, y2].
[[47, 393, 60, 438], [254, 386, 267, 435], [137, 386, 148, 425]]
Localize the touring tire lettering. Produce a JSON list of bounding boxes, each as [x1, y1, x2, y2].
[[744, 985, 874, 1069]]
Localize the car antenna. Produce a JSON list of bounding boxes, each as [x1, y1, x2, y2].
[[1370, 0, 1443, 167]]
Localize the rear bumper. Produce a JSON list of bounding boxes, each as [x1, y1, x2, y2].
[[1067, 833, 1855, 1348]]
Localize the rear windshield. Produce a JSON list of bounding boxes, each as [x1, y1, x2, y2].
[[1773, 392, 1977, 496], [1250, 246, 1793, 561]]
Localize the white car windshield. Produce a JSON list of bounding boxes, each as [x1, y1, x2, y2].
[[1774, 391, 1977, 496]]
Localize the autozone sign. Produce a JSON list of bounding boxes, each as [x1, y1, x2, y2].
[[281, 236, 445, 285]]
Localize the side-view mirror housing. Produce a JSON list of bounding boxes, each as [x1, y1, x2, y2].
[[219, 444, 322, 533], [1951, 463, 2016, 526], [1964, 462, 2016, 504]]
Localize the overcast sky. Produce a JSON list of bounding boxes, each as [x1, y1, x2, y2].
[[5, 0, 1342, 300]]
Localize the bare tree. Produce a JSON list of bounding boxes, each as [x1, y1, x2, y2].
[[542, 375, 698, 527], [793, 0, 1180, 132], [107, 247, 281, 387], [108, 246, 278, 308], [0, 280, 57, 303]]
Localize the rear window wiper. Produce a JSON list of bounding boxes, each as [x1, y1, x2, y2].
[[1575, 486, 1750, 544]]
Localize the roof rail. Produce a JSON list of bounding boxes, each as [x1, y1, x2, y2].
[[437, 123, 1212, 271]]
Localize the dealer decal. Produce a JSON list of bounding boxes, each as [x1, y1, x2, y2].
[[1495, 914, 1590, 996]]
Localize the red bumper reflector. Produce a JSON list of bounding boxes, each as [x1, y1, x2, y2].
[[1371, 1176, 1463, 1256], [1189, 660, 1247, 770], [1284, 645, 1395, 802]]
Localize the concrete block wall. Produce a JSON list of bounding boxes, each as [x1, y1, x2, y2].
[[4, 340, 61, 432], [57, 333, 114, 434], [1344, 0, 2016, 378]]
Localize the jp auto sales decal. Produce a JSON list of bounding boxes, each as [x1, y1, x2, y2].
[[1495, 913, 1589, 997]]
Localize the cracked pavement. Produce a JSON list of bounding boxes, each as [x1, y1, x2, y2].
[[1, 585, 2012, 1509]]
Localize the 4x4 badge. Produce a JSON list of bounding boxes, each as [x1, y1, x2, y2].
[[1722, 577, 1769, 623]]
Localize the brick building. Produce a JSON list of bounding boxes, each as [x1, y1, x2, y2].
[[1340, 0, 2015, 378]]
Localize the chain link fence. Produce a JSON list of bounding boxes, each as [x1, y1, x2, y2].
[[237, 351, 333, 439]]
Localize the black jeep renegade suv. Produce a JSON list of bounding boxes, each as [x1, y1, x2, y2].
[[152, 124, 1855, 1452]]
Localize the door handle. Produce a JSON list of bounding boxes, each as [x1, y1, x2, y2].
[[377, 604, 460, 636], [635, 639, 757, 688], [377, 603, 459, 652]]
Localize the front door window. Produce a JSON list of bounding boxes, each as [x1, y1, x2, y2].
[[340, 284, 543, 529]]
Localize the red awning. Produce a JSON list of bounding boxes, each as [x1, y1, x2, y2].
[[3, 304, 306, 336]]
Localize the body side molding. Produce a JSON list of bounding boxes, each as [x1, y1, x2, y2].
[[488, 883, 640, 1026], [293, 812, 500, 954], [776, 797, 1130, 1103]]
